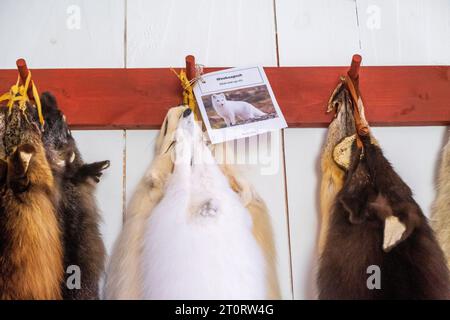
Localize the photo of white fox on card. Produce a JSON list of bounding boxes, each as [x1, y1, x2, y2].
[[193, 66, 287, 144]]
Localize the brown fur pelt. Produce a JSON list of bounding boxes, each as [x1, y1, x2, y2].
[[318, 135, 450, 299], [39, 92, 109, 300], [0, 113, 63, 299], [432, 133, 450, 270], [319, 82, 356, 255]]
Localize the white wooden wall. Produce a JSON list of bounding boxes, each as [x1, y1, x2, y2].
[[0, 0, 448, 300]]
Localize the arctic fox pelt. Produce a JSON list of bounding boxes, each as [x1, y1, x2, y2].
[[105, 106, 279, 299], [141, 109, 266, 299], [211, 93, 266, 127], [432, 133, 450, 270]]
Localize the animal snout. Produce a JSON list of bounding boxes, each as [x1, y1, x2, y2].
[[183, 108, 192, 118]]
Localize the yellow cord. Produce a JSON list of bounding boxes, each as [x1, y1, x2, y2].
[[171, 68, 199, 120], [0, 70, 45, 126]]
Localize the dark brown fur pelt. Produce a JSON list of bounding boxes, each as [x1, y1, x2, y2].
[[0, 118, 63, 299], [318, 135, 450, 299], [39, 92, 109, 300]]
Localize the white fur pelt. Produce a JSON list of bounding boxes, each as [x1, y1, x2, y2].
[[432, 133, 450, 270], [104, 106, 187, 299], [141, 112, 267, 299]]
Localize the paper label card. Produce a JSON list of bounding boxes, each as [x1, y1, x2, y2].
[[193, 66, 287, 144]]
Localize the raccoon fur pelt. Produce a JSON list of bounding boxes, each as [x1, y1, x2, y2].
[[39, 92, 109, 300], [432, 133, 450, 270], [141, 109, 266, 299], [318, 135, 450, 299], [0, 109, 63, 299]]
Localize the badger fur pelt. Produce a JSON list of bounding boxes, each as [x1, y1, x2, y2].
[[141, 109, 266, 299], [0, 108, 63, 299], [318, 135, 450, 299], [432, 133, 450, 270], [38, 92, 109, 300]]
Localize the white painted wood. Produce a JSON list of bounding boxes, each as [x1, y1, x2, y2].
[[215, 132, 293, 299], [126, 0, 277, 67], [0, 0, 124, 68], [276, 0, 360, 66], [284, 126, 447, 299], [356, 0, 450, 65], [284, 128, 326, 299], [72, 130, 125, 255], [125, 130, 159, 207]]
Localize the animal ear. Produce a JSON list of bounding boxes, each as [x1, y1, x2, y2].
[[11, 144, 36, 176], [383, 216, 407, 252], [40, 91, 58, 112], [368, 194, 416, 252], [338, 195, 366, 224], [7, 144, 36, 193]]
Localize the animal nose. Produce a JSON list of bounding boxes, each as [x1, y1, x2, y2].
[[183, 108, 192, 118]]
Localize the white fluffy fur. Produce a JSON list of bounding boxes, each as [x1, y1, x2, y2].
[[211, 93, 266, 127], [141, 112, 267, 299], [103, 106, 187, 299]]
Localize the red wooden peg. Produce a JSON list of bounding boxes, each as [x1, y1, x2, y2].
[[347, 54, 362, 82], [185, 55, 196, 81], [16, 58, 33, 100]]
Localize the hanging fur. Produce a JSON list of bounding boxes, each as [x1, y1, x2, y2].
[[0, 110, 63, 299], [218, 164, 280, 299], [105, 106, 279, 299], [318, 135, 450, 299], [141, 109, 266, 299], [104, 106, 186, 299], [39, 92, 109, 300], [318, 82, 356, 255], [432, 133, 450, 270]]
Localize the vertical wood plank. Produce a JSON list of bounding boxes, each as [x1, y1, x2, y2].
[[127, 0, 277, 67], [356, 0, 450, 65], [0, 0, 125, 68], [72, 130, 125, 255], [125, 130, 159, 207], [284, 128, 326, 299], [276, 0, 360, 66]]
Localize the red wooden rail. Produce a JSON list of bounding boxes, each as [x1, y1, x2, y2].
[[0, 64, 448, 129]]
